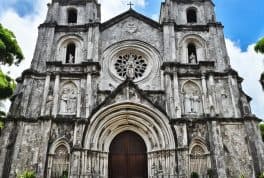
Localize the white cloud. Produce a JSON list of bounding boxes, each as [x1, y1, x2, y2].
[[0, 1, 263, 119], [226, 39, 264, 119], [99, 0, 146, 22]]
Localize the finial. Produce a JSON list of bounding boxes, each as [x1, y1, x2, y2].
[[127, 1, 134, 9]]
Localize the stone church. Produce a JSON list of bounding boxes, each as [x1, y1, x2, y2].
[[0, 0, 264, 177]]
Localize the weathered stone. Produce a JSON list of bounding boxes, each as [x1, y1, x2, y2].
[[0, 0, 263, 177]]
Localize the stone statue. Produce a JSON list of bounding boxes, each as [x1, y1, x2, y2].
[[184, 90, 201, 114], [189, 53, 197, 64], [126, 55, 135, 79], [60, 85, 77, 114], [69, 53, 75, 64]]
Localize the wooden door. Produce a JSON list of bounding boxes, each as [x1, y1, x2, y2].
[[109, 131, 148, 178]]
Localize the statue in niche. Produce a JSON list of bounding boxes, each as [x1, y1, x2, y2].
[[184, 91, 201, 114], [183, 82, 202, 115], [60, 83, 77, 114], [189, 53, 197, 64], [126, 55, 135, 79], [69, 53, 75, 64]]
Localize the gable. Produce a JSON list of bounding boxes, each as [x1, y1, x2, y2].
[[100, 10, 163, 58], [92, 80, 167, 118], [101, 9, 161, 31]]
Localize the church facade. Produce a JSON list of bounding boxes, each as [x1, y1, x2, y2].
[[0, 0, 264, 177]]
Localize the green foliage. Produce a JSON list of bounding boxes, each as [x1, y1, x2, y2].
[[59, 170, 68, 178], [259, 172, 264, 178], [0, 24, 24, 66], [255, 37, 264, 54], [240, 174, 245, 178], [0, 121, 4, 129], [260, 123, 264, 142], [191, 172, 199, 178], [17, 171, 36, 178], [0, 69, 16, 99]]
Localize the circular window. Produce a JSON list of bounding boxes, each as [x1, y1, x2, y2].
[[114, 53, 147, 80]]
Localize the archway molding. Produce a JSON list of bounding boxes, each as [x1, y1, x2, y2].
[[84, 102, 175, 152]]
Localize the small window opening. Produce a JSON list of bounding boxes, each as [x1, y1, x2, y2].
[[66, 43, 76, 64], [187, 9, 197, 23], [68, 9, 77, 23], [188, 43, 197, 64]]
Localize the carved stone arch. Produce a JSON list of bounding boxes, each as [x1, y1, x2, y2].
[[181, 80, 203, 115], [178, 34, 208, 63], [84, 102, 175, 151], [189, 137, 210, 154], [189, 137, 211, 177], [59, 81, 78, 115], [100, 40, 162, 90], [56, 35, 83, 64], [49, 137, 71, 154], [47, 138, 71, 178], [83, 102, 177, 177], [181, 80, 202, 94]]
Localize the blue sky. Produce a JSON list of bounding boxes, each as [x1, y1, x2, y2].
[[1, 0, 263, 50], [0, 0, 264, 118]]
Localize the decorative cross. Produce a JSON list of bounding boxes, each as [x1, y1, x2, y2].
[[127, 1, 134, 9]]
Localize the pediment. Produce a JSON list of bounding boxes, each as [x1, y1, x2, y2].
[[100, 9, 161, 31], [93, 79, 167, 117]]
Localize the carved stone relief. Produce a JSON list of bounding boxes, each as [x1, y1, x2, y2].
[[59, 82, 78, 115], [182, 81, 203, 115]]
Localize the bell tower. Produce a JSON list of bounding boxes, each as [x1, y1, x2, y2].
[[46, 0, 101, 24]]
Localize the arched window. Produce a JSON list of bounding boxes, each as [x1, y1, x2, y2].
[[188, 43, 197, 64], [51, 145, 69, 178], [187, 8, 197, 23], [189, 141, 211, 177], [68, 9, 77, 23], [66, 43, 76, 64]]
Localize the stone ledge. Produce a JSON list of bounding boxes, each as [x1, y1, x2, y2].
[[169, 115, 262, 124]]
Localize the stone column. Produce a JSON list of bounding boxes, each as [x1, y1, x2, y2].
[[201, 74, 209, 114], [41, 74, 51, 116], [174, 124, 188, 177], [173, 72, 182, 118], [228, 75, 239, 118], [86, 73, 92, 118], [70, 151, 81, 178], [93, 26, 100, 62], [52, 74, 60, 117], [21, 77, 33, 117], [244, 120, 264, 175], [163, 23, 176, 62], [87, 27, 93, 60], [164, 72, 174, 118], [76, 80, 82, 118], [208, 121, 227, 178], [208, 75, 218, 115]]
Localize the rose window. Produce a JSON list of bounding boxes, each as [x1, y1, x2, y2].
[[114, 53, 147, 79]]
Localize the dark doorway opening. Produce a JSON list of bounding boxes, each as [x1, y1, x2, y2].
[[109, 131, 148, 178]]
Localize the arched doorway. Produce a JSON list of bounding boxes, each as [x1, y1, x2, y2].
[[109, 131, 148, 178]]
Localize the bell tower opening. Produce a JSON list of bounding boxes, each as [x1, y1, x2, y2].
[[109, 131, 148, 178]]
